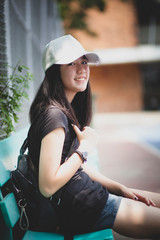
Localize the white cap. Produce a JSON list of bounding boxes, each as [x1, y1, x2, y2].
[[42, 34, 100, 72]]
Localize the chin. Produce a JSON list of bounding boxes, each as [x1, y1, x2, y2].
[[78, 87, 87, 92]]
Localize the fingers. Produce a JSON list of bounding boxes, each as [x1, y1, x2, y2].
[[134, 195, 139, 201], [133, 192, 149, 205], [149, 199, 156, 207], [71, 124, 82, 136], [127, 189, 155, 207], [72, 124, 95, 136], [127, 192, 139, 201], [71, 124, 98, 151], [133, 192, 156, 207], [143, 197, 156, 207]]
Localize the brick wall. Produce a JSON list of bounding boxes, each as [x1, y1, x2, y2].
[[70, 0, 138, 50], [90, 63, 143, 112], [69, 0, 143, 112]]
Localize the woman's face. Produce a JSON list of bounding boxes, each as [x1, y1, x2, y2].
[[60, 56, 90, 102]]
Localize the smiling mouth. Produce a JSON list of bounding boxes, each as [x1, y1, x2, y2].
[[74, 78, 86, 81]]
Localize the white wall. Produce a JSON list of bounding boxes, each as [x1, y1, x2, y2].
[[4, 0, 64, 132]]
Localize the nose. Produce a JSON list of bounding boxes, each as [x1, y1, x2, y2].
[[76, 64, 85, 74]]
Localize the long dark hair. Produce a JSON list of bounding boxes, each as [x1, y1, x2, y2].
[[29, 64, 92, 129]]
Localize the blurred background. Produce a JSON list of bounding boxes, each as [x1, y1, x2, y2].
[[0, 0, 160, 239], [1, 0, 160, 127]]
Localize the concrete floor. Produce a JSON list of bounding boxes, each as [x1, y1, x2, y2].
[[93, 111, 160, 240]]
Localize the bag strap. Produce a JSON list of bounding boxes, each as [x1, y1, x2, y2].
[[20, 136, 77, 161], [20, 138, 28, 155], [64, 138, 77, 162]]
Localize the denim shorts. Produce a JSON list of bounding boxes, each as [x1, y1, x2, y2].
[[92, 193, 122, 231]]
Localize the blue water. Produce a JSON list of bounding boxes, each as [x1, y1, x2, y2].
[[127, 125, 160, 151], [144, 140, 160, 151]]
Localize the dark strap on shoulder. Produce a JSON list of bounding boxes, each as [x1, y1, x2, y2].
[[20, 138, 28, 155], [64, 138, 78, 162]]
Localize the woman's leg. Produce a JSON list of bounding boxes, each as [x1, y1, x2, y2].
[[113, 197, 160, 238]]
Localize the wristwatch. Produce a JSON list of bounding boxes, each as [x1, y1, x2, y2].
[[75, 149, 88, 163]]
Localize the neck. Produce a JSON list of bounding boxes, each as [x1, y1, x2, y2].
[[65, 92, 76, 103]]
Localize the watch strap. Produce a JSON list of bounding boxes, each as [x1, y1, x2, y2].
[[75, 149, 88, 163]]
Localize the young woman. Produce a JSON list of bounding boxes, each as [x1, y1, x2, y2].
[[28, 34, 160, 238]]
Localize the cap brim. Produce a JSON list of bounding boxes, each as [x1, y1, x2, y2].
[[55, 52, 101, 65], [85, 52, 101, 65]]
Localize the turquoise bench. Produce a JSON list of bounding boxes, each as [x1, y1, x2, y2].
[[0, 127, 114, 240]]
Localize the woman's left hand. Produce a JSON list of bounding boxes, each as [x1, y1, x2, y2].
[[121, 186, 156, 207]]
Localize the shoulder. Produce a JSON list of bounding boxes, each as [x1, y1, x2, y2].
[[29, 106, 69, 141], [43, 106, 68, 125], [46, 106, 67, 118]]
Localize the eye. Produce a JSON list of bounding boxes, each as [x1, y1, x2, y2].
[[82, 60, 88, 65], [68, 62, 75, 66]]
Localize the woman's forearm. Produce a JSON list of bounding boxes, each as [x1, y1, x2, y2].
[[82, 163, 124, 196]]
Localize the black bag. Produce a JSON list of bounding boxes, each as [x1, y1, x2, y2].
[[10, 138, 58, 232]]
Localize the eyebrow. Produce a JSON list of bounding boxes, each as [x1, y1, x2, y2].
[[83, 55, 88, 60]]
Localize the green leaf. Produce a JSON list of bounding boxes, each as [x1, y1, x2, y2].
[[0, 61, 33, 139]]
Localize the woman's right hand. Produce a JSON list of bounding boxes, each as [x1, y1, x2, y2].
[[72, 124, 98, 154]]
